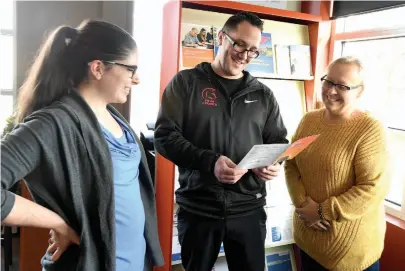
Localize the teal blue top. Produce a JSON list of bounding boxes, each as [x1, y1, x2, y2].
[[101, 112, 146, 271]]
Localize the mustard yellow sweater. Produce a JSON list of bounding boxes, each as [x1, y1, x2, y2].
[[285, 109, 388, 271]]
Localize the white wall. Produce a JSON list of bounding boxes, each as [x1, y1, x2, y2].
[[16, 1, 134, 90], [130, 0, 170, 134]]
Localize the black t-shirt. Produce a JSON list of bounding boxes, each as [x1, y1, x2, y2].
[[210, 66, 244, 97]]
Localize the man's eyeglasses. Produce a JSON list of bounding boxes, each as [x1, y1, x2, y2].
[[101, 61, 138, 78], [321, 75, 363, 92], [223, 32, 260, 59]]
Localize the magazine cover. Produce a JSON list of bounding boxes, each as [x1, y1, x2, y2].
[[245, 32, 275, 76], [212, 26, 221, 58], [266, 248, 294, 271], [289, 44, 312, 76], [180, 23, 214, 69]]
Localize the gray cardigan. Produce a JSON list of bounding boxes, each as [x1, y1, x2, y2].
[[1, 90, 164, 270]]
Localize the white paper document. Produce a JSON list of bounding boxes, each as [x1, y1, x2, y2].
[[236, 144, 290, 169]]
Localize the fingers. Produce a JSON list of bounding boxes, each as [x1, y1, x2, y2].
[[221, 167, 246, 176], [309, 221, 330, 232], [219, 173, 245, 184], [47, 242, 58, 254], [223, 157, 236, 167], [51, 247, 63, 262], [215, 156, 247, 184], [265, 164, 281, 172], [310, 223, 323, 231], [321, 220, 331, 228], [312, 222, 328, 231], [261, 166, 279, 176], [252, 165, 280, 181], [223, 158, 247, 175], [219, 168, 247, 184], [254, 171, 278, 181]]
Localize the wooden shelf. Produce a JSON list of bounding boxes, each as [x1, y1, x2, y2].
[[182, 0, 323, 25], [265, 239, 295, 248], [180, 67, 314, 81], [255, 74, 314, 81]]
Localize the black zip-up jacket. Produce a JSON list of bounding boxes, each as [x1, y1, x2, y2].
[[155, 62, 288, 218]]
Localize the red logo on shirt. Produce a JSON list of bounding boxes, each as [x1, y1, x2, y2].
[[201, 88, 218, 107]]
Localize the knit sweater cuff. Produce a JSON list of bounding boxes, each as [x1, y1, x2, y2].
[[321, 199, 336, 221], [296, 195, 307, 208]]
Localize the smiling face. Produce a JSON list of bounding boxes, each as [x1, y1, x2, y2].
[[322, 62, 364, 118], [217, 21, 261, 78], [88, 50, 139, 104]]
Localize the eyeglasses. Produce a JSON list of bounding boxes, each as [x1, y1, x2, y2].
[[223, 32, 260, 59], [321, 75, 363, 92], [101, 61, 138, 78]]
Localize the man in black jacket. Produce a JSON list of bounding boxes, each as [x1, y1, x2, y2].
[[155, 12, 288, 271]]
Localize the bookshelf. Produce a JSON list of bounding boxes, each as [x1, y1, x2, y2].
[[182, 0, 323, 24], [155, 1, 332, 270], [257, 74, 314, 81]]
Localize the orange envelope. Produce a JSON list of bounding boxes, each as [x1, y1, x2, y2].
[[273, 134, 320, 165]]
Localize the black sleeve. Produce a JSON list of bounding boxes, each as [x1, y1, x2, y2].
[[262, 90, 289, 144], [154, 72, 219, 172], [1, 112, 57, 221]]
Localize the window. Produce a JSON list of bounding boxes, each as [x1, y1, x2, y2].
[[336, 7, 405, 220], [0, 0, 15, 133], [336, 6, 405, 33]]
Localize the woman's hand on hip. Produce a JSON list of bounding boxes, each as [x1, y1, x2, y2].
[[47, 222, 80, 261]]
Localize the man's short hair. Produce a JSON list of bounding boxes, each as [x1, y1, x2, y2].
[[222, 12, 264, 33]]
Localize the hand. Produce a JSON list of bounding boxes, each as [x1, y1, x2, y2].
[[47, 222, 80, 261], [214, 156, 248, 184], [295, 196, 324, 225], [252, 163, 280, 181], [296, 205, 331, 232]]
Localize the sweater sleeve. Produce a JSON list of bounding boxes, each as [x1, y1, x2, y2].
[[1, 112, 58, 221], [321, 120, 389, 221], [284, 114, 308, 207]]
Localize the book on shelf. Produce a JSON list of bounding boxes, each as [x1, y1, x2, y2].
[[289, 44, 312, 77], [274, 44, 292, 76], [245, 32, 275, 76], [180, 23, 215, 69]]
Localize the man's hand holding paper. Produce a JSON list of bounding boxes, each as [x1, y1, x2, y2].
[[214, 156, 248, 184], [252, 163, 281, 182]]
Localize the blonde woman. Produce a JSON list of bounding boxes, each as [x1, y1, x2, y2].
[[285, 56, 388, 271]]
